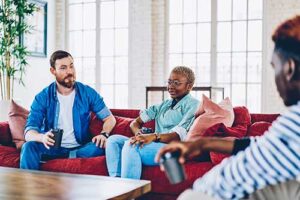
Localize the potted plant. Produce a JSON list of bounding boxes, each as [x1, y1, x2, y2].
[[0, 0, 36, 120]]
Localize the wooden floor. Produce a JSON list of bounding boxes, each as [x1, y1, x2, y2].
[[0, 167, 151, 200]]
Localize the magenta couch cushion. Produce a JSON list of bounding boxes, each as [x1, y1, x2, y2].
[[202, 107, 250, 138], [0, 122, 13, 146], [203, 107, 251, 165], [232, 106, 251, 127], [89, 114, 134, 137]]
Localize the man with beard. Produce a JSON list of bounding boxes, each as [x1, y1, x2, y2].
[[156, 16, 300, 200], [20, 50, 116, 170]]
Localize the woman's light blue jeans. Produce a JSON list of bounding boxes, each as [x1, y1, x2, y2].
[[105, 134, 166, 179]]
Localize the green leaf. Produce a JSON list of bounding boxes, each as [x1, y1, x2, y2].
[[0, 0, 36, 99]]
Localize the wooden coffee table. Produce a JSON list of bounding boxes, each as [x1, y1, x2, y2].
[[0, 167, 151, 200]]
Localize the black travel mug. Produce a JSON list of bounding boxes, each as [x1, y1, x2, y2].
[[160, 151, 186, 184], [51, 129, 63, 148]]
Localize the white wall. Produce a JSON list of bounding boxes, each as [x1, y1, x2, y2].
[[128, 0, 152, 108], [261, 0, 300, 114], [13, 0, 56, 109]]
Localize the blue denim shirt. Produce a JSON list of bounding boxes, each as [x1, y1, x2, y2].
[[25, 82, 112, 144]]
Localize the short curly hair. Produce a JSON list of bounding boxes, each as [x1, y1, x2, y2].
[[171, 66, 195, 85], [272, 15, 300, 63]]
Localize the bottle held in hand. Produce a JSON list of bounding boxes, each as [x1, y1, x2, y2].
[[159, 151, 186, 184], [51, 129, 63, 148]]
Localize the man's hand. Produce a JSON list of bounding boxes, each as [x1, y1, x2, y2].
[[129, 134, 156, 148], [155, 141, 203, 171], [92, 135, 107, 148], [41, 131, 55, 149]]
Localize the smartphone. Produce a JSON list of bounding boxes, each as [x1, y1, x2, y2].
[[141, 127, 154, 134]]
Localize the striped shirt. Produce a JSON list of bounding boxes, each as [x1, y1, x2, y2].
[[193, 102, 300, 200]]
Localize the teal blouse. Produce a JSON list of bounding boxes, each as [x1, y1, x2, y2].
[[140, 93, 200, 141]]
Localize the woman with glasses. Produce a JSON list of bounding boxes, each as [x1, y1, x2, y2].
[[105, 66, 200, 179]]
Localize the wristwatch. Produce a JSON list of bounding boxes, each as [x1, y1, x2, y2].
[[154, 133, 161, 142], [101, 132, 109, 138]]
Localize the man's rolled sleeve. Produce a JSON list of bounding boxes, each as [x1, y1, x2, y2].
[[24, 126, 40, 134], [89, 86, 112, 120], [96, 107, 112, 120]]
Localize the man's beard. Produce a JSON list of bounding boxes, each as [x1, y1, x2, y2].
[[57, 75, 75, 88]]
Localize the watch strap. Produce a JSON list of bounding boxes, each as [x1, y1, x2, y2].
[[100, 132, 109, 138], [154, 133, 161, 142]]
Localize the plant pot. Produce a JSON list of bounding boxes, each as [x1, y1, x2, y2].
[[0, 100, 10, 122]]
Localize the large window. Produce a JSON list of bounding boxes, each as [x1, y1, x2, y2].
[[67, 0, 128, 108], [168, 0, 263, 112], [169, 0, 211, 86]]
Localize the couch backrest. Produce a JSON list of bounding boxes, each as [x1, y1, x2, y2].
[[93, 107, 279, 139], [247, 113, 279, 137], [250, 113, 280, 123], [111, 109, 140, 118], [0, 108, 280, 147], [202, 106, 250, 138], [89, 109, 155, 138]]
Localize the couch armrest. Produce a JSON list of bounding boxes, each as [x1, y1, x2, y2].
[[0, 121, 13, 146]]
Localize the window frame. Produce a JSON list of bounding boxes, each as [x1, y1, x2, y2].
[[166, 0, 263, 112], [65, 0, 129, 108]]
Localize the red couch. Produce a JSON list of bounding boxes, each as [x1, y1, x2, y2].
[[0, 108, 279, 199]]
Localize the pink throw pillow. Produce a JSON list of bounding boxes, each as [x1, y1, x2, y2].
[[8, 100, 29, 149], [186, 95, 235, 141]]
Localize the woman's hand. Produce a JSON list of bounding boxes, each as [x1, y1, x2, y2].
[[129, 133, 156, 148]]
